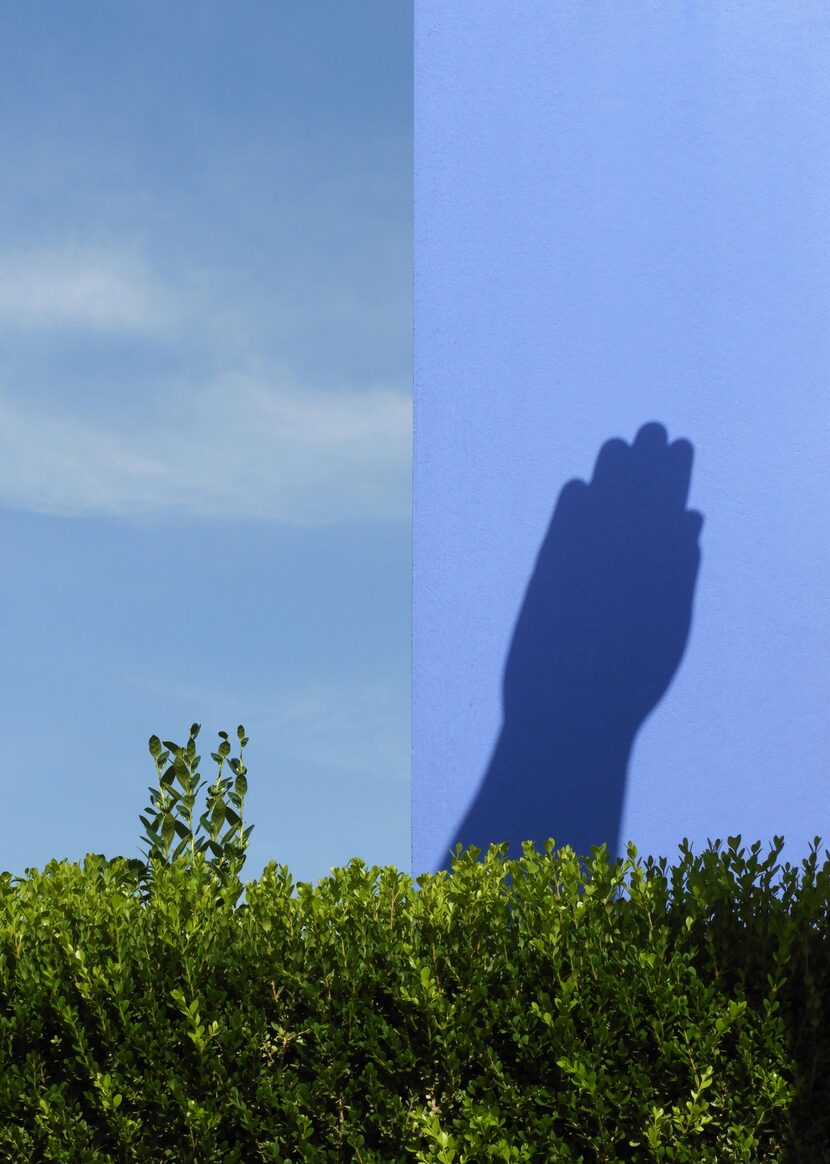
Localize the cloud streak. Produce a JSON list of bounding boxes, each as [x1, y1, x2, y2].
[[0, 375, 411, 524], [0, 248, 177, 334], [124, 673, 410, 783]]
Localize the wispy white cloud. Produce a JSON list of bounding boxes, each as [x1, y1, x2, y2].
[[252, 683, 410, 780], [0, 245, 410, 524], [0, 374, 410, 523], [123, 674, 410, 782], [0, 248, 177, 334]]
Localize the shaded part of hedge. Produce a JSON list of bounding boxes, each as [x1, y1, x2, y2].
[[0, 838, 827, 1162]]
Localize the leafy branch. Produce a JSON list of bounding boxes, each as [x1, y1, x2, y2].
[[139, 723, 253, 889]]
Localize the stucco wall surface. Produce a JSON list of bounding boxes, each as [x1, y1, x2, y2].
[[413, 1, 830, 872]]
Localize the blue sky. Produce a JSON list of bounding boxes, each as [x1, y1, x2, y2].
[[0, 3, 412, 883]]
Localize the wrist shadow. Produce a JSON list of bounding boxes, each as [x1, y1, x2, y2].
[[448, 422, 703, 864]]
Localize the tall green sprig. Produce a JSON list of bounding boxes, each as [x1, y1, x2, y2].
[[199, 725, 252, 880], [139, 723, 253, 887]]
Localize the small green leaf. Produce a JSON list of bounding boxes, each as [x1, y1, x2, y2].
[[139, 818, 162, 847], [210, 804, 227, 839]]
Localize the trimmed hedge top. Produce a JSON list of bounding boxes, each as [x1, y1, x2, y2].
[[1, 729, 828, 1160], [1, 836, 829, 1162]]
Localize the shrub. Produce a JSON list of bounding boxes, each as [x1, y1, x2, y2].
[[0, 727, 827, 1161]]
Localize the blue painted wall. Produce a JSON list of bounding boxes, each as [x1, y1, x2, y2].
[[412, 1, 830, 873]]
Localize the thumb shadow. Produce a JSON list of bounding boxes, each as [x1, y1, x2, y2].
[[448, 422, 703, 864]]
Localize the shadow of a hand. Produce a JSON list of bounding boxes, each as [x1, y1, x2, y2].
[[450, 422, 702, 863], [505, 422, 702, 740]]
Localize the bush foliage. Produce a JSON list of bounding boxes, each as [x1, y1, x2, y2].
[[0, 728, 828, 1161]]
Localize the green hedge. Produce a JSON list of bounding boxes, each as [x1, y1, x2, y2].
[[0, 727, 828, 1160], [1, 839, 829, 1161]]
